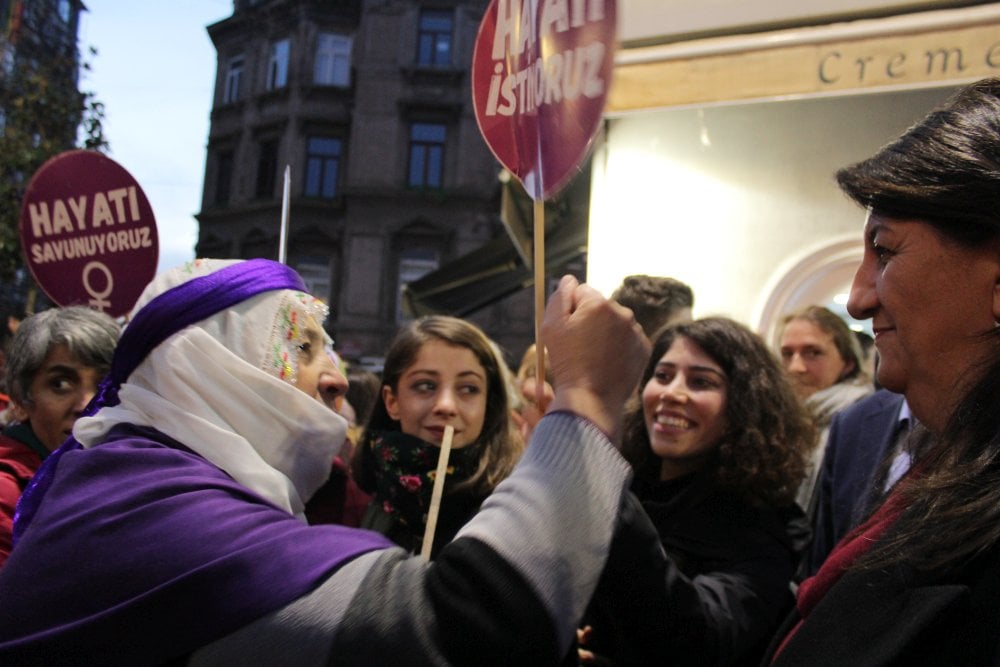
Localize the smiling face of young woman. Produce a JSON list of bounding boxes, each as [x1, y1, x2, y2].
[[641, 336, 728, 480], [382, 339, 488, 449]]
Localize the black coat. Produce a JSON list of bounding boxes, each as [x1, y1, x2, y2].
[[768, 544, 1000, 665], [805, 389, 906, 576], [585, 474, 805, 666]]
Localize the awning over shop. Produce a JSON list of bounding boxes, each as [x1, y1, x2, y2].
[[402, 166, 591, 318]]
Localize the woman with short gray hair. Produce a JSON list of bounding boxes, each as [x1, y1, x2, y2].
[[0, 305, 119, 565]]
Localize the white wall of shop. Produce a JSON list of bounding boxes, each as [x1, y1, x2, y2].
[[587, 86, 957, 337]]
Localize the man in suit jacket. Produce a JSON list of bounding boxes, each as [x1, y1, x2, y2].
[[802, 388, 908, 576]]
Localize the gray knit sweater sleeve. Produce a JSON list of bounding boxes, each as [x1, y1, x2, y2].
[[453, 412, 633, 641], [190, 412, 632, 665]]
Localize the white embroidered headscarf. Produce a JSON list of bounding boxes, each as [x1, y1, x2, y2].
[[73, 259, 346, 518]]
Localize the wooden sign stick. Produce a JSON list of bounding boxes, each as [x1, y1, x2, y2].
[[421, 424, 455, 562], [533, 198, 546, 404]]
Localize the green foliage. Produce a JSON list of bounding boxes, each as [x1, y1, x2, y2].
[[0, 18, 108, 284]]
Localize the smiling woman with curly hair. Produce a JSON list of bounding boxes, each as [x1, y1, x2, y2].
[[581, 317, 815, 667], [622, 317, 814, 506]]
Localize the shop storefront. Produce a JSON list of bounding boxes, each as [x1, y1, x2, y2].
[[589, 1, 999, 341]]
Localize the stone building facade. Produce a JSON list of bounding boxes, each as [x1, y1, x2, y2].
[[195, 0, 554, 368]]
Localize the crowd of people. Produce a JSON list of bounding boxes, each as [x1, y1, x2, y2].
[[1, 77, 999, 664]]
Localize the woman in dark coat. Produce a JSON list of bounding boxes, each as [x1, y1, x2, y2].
[[582, 317, 814, 666], [766, 76, 1000, 665]]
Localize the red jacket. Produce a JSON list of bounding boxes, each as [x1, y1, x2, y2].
[[0, 431, 43, 566]]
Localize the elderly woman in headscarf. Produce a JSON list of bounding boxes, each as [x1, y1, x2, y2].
[[0, 259, 649, 665]]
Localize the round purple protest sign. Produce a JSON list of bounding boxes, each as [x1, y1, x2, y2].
[[472, 0, 616, 201], [19, 150, 159, 317]]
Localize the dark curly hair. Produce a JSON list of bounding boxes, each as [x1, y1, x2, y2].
[[621, 317, 815, 507]]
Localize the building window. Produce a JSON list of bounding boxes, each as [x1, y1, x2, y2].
[[314, 33, 352, 87], [224, 56, 244, 104], [408, 123, 445, 188], [255, 140, 278, 199], [397, 248, 439, 322], [416, 9, 453, 67], [58, 0, 72, 23], [215, 151, 234, 206], [305, 137, 342, 199], [267, 38, 290, 90]]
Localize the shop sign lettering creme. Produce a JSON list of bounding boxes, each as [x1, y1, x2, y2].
[[609, 18, 1000, 111], [818, 41, 1000, 86]]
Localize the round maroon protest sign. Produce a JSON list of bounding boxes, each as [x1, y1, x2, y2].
[[19, 150, 159, 317], [472, 0, 616, 201]]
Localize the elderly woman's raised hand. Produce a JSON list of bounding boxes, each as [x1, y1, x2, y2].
[[541, 275, 650, 441]]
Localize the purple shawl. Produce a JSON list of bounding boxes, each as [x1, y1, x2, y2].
[[0, 426, 392, 663], [0, 260, 392, 662]]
